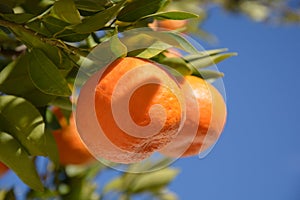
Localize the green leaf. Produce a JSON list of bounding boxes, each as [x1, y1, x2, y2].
[[117, 0, 168, 22], [133, 41, 172, 59], [71, 0, 125, 34], [141, 11, 198, 20], [75, 0, 106, 12], [164, 32, 198, 54], [197, 70, 224, 82], [185, 52, 237, 69], [52, 0, 81, 24], [28, 49, 72, 97], [0, 13, 35, 24], [110, 29, 127, 58], [0, 95, 46, 156], [0, 131, 44, 191], [50, 97, 72, 111], [41, 16, 89, 42], [129, 168, 179, 193], [0, 54, 55, 106], [159, 57, 192, 75], [9, 25, 65, 64], [103, 177, 124, 193]]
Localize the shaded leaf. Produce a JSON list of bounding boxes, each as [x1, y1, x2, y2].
[[0, 13, 34, 24], [162, 31, 198, 53], [71, 0, 125, 34], [52, 0, 81, 24], [0, 55, 55, 106], [28, 49, 71, 97], [0, 131, 44, 191], [117, 0, 168, 22], [75, 0, 106, 12]]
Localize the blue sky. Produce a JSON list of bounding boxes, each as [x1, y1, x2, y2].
[[169, 7, 300, 200], [1, 6, 300, 200]]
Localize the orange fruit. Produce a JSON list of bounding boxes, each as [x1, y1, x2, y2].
[[77, 57, 184, 163], [0, 162, 8, 177], [160, 75, 227, 157], [149, 19, 187, 31], [52, 108, 95, 165], [95, 57, 184, 153]]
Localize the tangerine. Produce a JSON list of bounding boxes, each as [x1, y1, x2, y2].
[[52, 108, 95, 165], [160, 75, 227, 157]]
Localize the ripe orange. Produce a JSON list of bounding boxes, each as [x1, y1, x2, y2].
[[160, 75, 227, 157], [149, 19, 187, 31], [0, 162, 8, 177], [94, 57, 184, 154], [52, 108, 95, 165]]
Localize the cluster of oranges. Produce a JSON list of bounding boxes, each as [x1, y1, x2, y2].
[[74, 55, 226, 164], [0, 20, 226, 171]]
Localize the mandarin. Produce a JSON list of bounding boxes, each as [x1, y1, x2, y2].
[[160, 75, 227, 157], [52, 108, 95, 165], [94, 57, 184, 153]]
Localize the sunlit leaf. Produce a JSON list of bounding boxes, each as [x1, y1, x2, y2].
[[0, 95, 46, 156], [141, 11, 198, 20], [71, 0, 125, 34], [0, 131, 44, 191], [185, 52, 237, 69], [0, 55, 55, 106], [110, 29, 127, 58], [129, 168, 179, 193], [52, 0, 81, 24]]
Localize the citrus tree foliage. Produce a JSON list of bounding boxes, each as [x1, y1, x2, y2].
[[0, 0, 234, 199]]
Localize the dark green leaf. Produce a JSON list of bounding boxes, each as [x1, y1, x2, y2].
[[117, 0, 168, 22], [0, 131, 44, 191], [71, 0, 125, 34], [129, 168, 179, 193], [40, 16, 89, 42], [141, 11, 198, 20], [0, 13, 35, 24], [52, 0, 81, 24], [0, 3, 13, 14], [0, 54, 55, 106], [50, 97, 72, 111], [28, 49, 72, 97], [75, 0, 106, 12]]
